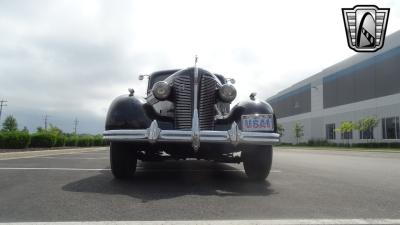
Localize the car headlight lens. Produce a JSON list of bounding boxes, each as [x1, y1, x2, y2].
[[218, 84, 237, 102], [152, 81, 171, 100]]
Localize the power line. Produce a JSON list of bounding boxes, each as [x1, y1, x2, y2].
[[73, 118, 79, 134], [0, 99, 8, 122]]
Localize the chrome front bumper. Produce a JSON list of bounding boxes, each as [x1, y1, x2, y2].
[[103, 110, 280, 150]]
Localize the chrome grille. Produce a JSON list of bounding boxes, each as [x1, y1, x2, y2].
[[199, 73, 217, 130], [173, 75, 193, 130], [173, 70, 217, 130]]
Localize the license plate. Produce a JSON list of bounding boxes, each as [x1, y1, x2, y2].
[[241, 114, 274, 131]]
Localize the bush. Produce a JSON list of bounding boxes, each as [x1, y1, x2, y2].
[[353, 142, 400, 149], [278, 140, 400, 149], [0, 131, 31, 149], [0, 130, 107, 149], [308, 139, 329, 146], [92, 135, 105, 146], [275, 142, 292, 146], [77, 135, 94, 147], [65, 136, 78, 147], [30, 132, 57, 148], [54, 135, 66, 147]]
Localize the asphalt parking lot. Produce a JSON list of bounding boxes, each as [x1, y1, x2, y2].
[[0, 147, 399, 223]]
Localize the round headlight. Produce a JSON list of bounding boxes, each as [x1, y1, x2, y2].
[[152, 81, 171, 100], [218, 84, 237, 102]]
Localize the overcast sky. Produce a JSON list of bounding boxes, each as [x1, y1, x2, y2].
[[0, 0, 399, 134]]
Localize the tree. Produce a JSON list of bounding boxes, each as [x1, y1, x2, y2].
[[48, 124, 63, 135], [21, 126, 29, 133], [293, 122, 304, 144], [336, 121, 354, 146], [354, 116, 378, 142], [277, 123, 285, 136], [1, 115, 18, 132]]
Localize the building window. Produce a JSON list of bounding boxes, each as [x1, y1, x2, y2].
[[326, 123, 336, 140], [382, 117, 400, 139], [341, 131, 353, 139], [360, 127, 374, 139]]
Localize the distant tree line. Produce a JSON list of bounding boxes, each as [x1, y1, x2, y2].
[[0, 115, 107, 149]]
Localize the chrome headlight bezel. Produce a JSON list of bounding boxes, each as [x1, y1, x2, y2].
[[218, 84, 237, 102], [152, 81, 171, 100]]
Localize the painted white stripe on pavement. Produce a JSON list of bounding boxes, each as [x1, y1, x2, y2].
[[0, 167, 110, 171], [0, 167, 281, 172], [1, 219, 400, 225], [38, 157, 109, 159], [0, 148, 107, 161]]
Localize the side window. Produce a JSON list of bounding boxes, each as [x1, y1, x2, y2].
[[360, 127, 374, 139], [341, 130, 353, 139], [326, 123, 336, 140], [382, 116, 400, 139]]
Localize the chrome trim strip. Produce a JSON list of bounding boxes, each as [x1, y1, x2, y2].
[[103, 120, 280, 146]]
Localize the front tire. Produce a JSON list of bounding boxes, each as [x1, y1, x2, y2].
[[242, 145, 273, 181], [110, 142, 137, 179]]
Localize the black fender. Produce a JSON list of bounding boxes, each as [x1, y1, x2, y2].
[[215, 99, 277, 133], [105, 94, 172, 130]]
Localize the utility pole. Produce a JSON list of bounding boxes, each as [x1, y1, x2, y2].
[[73, 118, 79, 134], [44, 114, 50, 130], [0, 100, 7, 122]]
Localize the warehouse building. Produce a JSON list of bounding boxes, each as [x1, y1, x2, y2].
[[267, 30, 400, 144]]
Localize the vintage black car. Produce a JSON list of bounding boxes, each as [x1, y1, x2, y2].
[[103, 65, 280, 180]]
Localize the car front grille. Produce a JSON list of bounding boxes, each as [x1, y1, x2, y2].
[[173, 70, 217, 130], [173, 74, 193, 130], [199, 73, 216, 130]]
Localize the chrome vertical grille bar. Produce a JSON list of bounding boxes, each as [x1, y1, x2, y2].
[[193, 58, 199, 111]]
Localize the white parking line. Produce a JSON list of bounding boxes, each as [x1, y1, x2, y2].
[[1, 219, 400, 225], [0, 167, 109, 171], [0, 148, 107, 161], [38, 157, 108, 159], [0, 167, 281, 173]]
